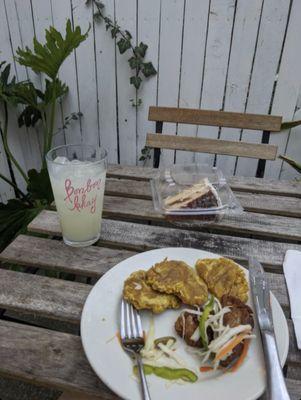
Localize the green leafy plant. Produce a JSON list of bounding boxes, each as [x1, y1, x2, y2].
[[86, 0, 157, 92], [0, 62, 30, 186], [16, 19, 90, 165], [0, 20, 89, 252], [86, 0, 156, 163], [139, 146, 152, 162]]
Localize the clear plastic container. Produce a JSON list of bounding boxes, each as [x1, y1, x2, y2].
[[150, 164, 243, 222]]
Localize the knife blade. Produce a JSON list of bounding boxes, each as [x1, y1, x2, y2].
[[248, 257, 290, 400], [248, 256, 273, 332]]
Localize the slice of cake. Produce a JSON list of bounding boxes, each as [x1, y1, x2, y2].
[[164, 178, 220, 211]]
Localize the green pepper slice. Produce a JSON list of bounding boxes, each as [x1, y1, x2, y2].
[[199, 295, 214, 349], [133, 364, 197, 383]]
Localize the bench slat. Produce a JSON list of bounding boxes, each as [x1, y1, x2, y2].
[[0, 237, 289, 312], [146, 133, 278, 160], [0, 268, 90, 323], [27, 212, 301, 272], [105, 178, 301, 217], [107, 165, 301, 198], [100, 196, 301, 241], [0, 320, 299, 399], [148, 107, 282, 131], [0, 235, 135, 278], [0, 319, 298, 398], [0, 320, 118, 398]]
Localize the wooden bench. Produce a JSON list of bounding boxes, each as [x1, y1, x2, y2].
[[146, 106, 282, 177], [0, 165, 301, 399]]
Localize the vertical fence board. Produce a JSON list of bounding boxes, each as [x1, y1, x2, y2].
[[71, 0, 99, 146], [175, 0, 210, 165], [136, 0, 161, 165], [195, 0, 236, 167], [216, 0, 263, 175], [50, 0, 82, 146], [5, 0, 42, 170], [157, 0, 184, 166], [94, 0, 118, 163], [0, 0, 28, 192], [0, 0, 301, 201], [264, 0, 301, 179], [235, 0, 290, 177], [115, 0, 137, 165], [279, 97, 301, 180], [30, 0, 64, 151], [0, 139, 14, 202]]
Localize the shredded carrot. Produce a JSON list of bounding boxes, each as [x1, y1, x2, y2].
[[200, 366, 214, 372], [230, 339, 250, 372], [214, 332, 249, 362]]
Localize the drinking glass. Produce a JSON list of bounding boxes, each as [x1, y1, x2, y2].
[[46, 144, 107, 247]]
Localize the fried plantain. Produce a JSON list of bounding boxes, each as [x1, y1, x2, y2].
[[195, 257, 248, 303], [146, 259, 208, 306], [123, 270, 181, 313]]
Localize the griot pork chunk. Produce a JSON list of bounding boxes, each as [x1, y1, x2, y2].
[[174, 312, 201, 347], [220, 295, 254, 368]]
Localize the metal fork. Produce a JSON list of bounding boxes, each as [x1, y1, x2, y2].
[[120, 299, 151, 400]]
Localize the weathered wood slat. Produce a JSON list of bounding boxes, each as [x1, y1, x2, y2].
[[101, 196, 301, 241], [287, 365, 301, 381], [288, 319, 301, 365], [49, 196, 301, 241], [27, 211, 301, 271], [148, 106, 282, 131], [0, 262, 289, 321], [0, 235, 135, 278], [146, 133, 278, 160], [0, 269, 91, 323], [0, 235, 289, 312], [0, 269, 296, 370], [0, 321, 301, 400], [0, 319, 299, 399], [107, 165, 301, 198], [58, 392, 102, 400], [286, 379, 301, 400], [0, 320, 118, 398], [105, 178, 301, 217]]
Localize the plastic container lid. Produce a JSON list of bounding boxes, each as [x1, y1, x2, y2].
[[150, 164, 243, 221]]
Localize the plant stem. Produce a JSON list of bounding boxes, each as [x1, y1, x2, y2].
[[47, 80, 57, 153], [2, 103, 29, 184], [0, 172, 28, 200], [41, 111, 49, 169]]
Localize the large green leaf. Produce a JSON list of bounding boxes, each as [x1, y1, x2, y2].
[[16, 19, 90, 79], [0, 199, 42, 252], [0, 61, 28, 106], [16, 78, 68, 128], [18, 105, 42, 128], [27, 168, 54, 204], [44, 78, 68, 104]]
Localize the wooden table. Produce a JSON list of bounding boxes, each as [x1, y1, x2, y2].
[[0, 165, 301, 399]]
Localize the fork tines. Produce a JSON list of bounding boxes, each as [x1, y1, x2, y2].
[[121, 299, 143, 340]]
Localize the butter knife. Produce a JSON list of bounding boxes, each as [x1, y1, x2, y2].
[[248, 257, 290, 400]]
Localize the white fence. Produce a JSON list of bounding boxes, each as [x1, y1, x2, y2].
[[0, 0, 301, 202]]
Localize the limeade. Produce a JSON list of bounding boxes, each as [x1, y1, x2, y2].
[[48, 157, 106, 243]]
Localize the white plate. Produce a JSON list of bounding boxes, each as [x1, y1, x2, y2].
[[81, 248, 289, 400]]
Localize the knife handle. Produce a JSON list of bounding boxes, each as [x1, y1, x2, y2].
[[262, 331, 290, 400]]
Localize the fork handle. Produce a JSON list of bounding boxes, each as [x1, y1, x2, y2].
[[135, 355, 151, 400]]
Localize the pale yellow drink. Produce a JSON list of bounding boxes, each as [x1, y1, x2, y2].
[[47, 145, 107, 247]]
